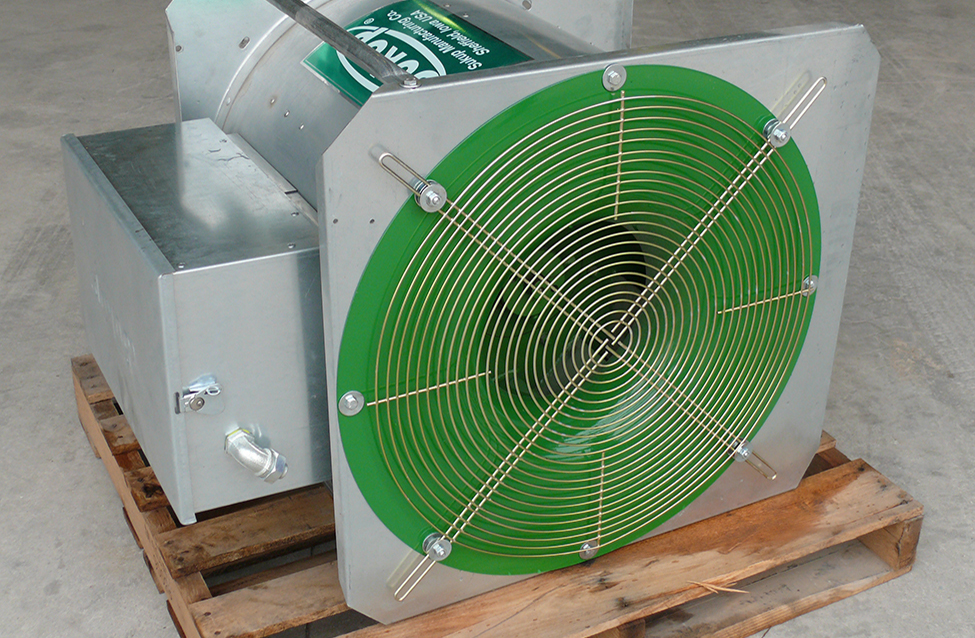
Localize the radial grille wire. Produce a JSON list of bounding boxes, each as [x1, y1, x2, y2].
[[337, 66, 821, 575]]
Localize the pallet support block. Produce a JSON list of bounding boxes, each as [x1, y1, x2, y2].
[[72, 355, 923, 638]]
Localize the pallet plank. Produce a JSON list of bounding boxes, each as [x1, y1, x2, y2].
[[344, 461, 922, 638], [644, 540, 908, 638], [208, 551, 336, 598], [157, 486, 336, 578], [73, 356, 210, 638], [191, 558, 349, 638], [591, 620, 646, 638], [803, 444, 851, 479], [818, 431, 836, 452], [72, 355, 922, 638], [71, 354, 115, 404], [104, 426, 140, 455], [101, 414, 141, 454], [125, 465, 171, 512], [859, 516, 923, 571]]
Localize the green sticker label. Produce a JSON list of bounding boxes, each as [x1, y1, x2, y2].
[[303, 0, 531, 105]]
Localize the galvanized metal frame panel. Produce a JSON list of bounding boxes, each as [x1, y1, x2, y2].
[[318, 23, 879, 622], [499, 0, 633, 50]]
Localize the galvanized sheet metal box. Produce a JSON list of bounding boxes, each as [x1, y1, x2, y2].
[[64, 119, 330, 524]]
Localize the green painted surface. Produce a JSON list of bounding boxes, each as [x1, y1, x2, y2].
[[303, 0, 530, 105], [338, 65, 821, 575]]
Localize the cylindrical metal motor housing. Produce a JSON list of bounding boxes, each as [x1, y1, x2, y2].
[[167, 0, 602, 204]]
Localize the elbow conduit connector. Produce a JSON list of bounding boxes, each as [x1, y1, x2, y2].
[[224, 428, 288, 483]]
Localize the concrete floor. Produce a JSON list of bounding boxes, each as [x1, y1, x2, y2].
[[1, 0, 972, 636]]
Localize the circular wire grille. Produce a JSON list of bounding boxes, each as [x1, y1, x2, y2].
[[338, 66, 820, 575]]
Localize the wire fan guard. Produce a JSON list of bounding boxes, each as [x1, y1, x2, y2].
[[338, 66, 821, 575]]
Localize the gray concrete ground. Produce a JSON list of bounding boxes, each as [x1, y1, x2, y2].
[[1, 0, 972, 636]]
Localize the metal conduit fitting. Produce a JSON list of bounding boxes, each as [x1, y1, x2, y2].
[[224, 428, 288, 483]]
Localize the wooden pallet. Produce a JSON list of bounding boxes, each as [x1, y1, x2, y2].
[[72, 354, 923, 638]]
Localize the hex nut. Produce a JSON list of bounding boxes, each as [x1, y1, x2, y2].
[[416, 182, 447, 213], [602, 64, 627, 92], [423, 533, 453, 561], [764, 119, 792, 148]]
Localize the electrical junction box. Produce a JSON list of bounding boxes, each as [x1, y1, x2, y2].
[[64, 119, 329, 524]]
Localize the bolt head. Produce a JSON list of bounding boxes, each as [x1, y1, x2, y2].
[[579, 540, 598, 560], [189, 396, 206, 411], [602, 64, 627, 92], [801, 275, 818, 297], [339, 391, 364, 416]]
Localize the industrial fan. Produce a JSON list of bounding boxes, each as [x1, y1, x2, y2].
[[313, 5, 877, 620], [65, 0, 879, 625], [338, 65, 821, 580]]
